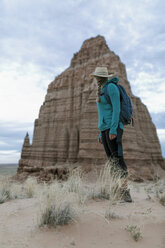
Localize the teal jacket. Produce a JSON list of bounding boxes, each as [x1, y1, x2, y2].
[[96, 77, 124, 139]]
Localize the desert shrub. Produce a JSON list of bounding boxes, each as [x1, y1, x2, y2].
[[144, 186, 153, 200], [125, 225, 142, 241]]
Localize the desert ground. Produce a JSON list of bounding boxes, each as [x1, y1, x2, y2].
[[0, 163, 165, 248]]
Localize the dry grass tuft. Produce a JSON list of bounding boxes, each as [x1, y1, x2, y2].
[[0, 176, 24, 203], [154, 178, 165, 206], [66, 167, 83, 192], [37, 181, 78, 227], [0, 175, 40, 203], [89, 158, 126, 203], [105, 209, 120, 220], [0, 176, 12, 203], [38, 201, 77, 227], [63, 167, 88, 205], [159, 193, 165, 206], [23, 176, 38, 198]]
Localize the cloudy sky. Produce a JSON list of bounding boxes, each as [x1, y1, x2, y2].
[[0, 0, 165, 163]]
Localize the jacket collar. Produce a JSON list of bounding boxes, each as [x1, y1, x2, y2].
[[102, 80, 109, 90], [101, 76, 119, 90]]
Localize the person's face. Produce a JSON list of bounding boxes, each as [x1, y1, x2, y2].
[[95, 76, 107, 84]]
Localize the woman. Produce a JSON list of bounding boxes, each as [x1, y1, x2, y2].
[[91, 66, 132, 202]]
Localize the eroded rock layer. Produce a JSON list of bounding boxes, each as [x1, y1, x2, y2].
[[17, 35, 165, 182]]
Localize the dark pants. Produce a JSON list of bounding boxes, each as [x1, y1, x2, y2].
[[101, 128, 128, 178]]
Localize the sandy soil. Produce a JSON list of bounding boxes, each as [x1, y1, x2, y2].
[[0, 181, 165, 248]]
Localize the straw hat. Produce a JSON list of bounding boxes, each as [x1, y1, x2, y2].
[[90, 67, 114, 78]]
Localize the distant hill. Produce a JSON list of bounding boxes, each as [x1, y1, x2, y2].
[[0, 164, 18, 166], [0, 164, 18, 176]]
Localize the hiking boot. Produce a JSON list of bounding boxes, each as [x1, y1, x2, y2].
[[120, 189, 133, 202]]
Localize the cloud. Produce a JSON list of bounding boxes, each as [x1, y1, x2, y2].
[[0, 61, 55, 122], [0, 150, 20, 164], [0, 150, 19, 155], [157, 129, 165, 157], [0, 121, 33, 163], [130, 71, 165, 113], [0, 141, 9, 146], [150, 112, 165, 129]]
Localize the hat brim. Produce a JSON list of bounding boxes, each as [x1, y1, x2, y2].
[[90, 73, 114, 78]]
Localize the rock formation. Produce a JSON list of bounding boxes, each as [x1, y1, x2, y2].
[[17, 35, 165, 182]]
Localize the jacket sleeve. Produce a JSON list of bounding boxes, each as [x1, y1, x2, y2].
[[107, 83, 120, 135]]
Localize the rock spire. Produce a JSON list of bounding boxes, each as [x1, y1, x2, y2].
[[17, 35, 165, 182]]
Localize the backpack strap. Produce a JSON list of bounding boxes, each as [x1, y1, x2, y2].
[[104, 82, 121, 106], [104, 82, 112, 105]]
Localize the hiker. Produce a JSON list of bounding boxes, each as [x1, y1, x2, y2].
[[90, 66, 132, 202]]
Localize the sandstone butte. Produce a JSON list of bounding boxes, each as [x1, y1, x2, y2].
[[16, 35, 165, 182]]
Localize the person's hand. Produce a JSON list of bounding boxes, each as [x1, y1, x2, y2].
[[109, 134, 117, 140], [98, 136, 103, 144]]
